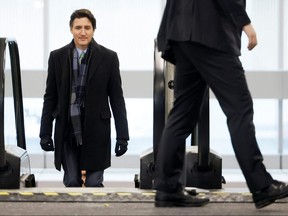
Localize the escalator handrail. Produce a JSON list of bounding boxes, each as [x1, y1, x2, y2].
[[0, 38, 7, 168], [8, 39, 26, 150]]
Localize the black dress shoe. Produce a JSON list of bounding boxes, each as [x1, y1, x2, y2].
[[253, 180, 288, 209], [155, 189, 209, 207]]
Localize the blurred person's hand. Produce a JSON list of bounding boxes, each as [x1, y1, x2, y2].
[[243, 23, 257, 51]]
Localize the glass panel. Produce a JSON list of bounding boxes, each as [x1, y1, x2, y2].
[[284, 0, 288, 70], [4, 98, 17, 146], [0, 0, 286, 71], [241, 0, 280, 70], [210, 99, 278, 154], [47, 0, 163, 71], [111, 98, 153, 154], [0, 0, 44, 69], [21, 98, 154, 155], [209, 99, 232, 154], [23, 98, 43, 153], [283, 99, 288, 153], [253, 99, 278, 154], [22, 98, 278, 156], [5, 97, 43, 153]]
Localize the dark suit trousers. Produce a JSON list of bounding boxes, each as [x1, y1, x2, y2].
[[62, 139, 104, 187], [154, 41, 273, 193]]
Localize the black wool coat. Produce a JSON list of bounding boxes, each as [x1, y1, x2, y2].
[[40, 39, 129, 171]]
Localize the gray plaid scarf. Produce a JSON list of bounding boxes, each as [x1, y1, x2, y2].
[[70, 48, 89, 146]]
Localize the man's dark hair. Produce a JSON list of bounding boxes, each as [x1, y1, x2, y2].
[[70, 9, 96, 30]]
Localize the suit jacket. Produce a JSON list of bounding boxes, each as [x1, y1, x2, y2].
[[40, 39, 129, 171], [157, 0, 251, 63]]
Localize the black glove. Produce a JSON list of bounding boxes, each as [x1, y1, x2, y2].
[[40, 136, 54, 151], [115, 139, 128, 157]]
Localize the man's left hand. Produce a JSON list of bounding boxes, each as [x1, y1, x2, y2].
[[243, 23, 257, 51], [115, 139, 128, 157]]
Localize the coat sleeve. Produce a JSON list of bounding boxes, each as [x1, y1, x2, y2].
[[216, 0, 251, 28], [39, 52, 58, 139], [108, 53, 130, 141]]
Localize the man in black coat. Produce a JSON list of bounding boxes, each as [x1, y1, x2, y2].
[[154, 0, 288, 208], [39, 9, 129, 187]]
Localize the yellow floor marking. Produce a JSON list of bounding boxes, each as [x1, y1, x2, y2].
[[241, 192, 252, 196], [43, 192, 59, 196], [19, 192, 34, 196], [142, 192, 155, 196], [92, 192, 107, 196], [117, 192, 131, 196], [0, 192, 9, 195], [68, 192, 83, 196]]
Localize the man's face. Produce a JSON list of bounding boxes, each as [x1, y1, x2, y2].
[[70, 17, 94, 50]]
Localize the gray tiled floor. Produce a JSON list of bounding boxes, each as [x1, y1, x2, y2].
[[1, 202, 288, 216]]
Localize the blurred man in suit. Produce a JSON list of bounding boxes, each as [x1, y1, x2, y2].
[[154, 0, 288, 208]]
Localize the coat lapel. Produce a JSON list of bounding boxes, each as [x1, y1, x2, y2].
[[87, 39, 104, 83]]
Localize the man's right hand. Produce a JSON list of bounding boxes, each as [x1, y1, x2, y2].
[[40, 136, 54, 151]]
